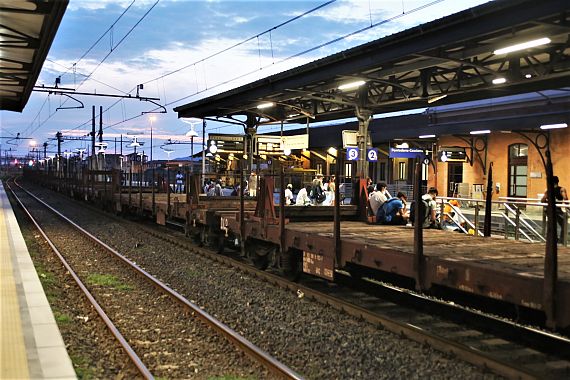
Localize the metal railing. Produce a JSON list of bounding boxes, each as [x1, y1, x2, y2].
[[437, 196, 568, 246]]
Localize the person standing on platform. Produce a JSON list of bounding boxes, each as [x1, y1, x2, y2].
[[541, 176, 568, 242], [285, 184, 294, 205], [311, 174, 326, 205], [214, 179, 223, 196], [249, 171, 257, 197], [295, 185, 312, 206], [175, 170, 184, 194], [328, 176, 336, 206]]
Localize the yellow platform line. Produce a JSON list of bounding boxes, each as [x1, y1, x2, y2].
[[0, 195, 30, 379]]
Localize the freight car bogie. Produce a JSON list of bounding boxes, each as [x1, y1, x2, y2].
[[245, 238, 276, 270]]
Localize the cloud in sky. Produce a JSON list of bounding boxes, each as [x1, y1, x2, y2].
[[2, 0, 490, 159]]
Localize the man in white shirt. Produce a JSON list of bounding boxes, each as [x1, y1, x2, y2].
[[369, 182, 389, 216], [422, 187, 439, 227]]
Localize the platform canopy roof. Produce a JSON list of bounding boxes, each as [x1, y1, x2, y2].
[[175, 0, 570, 126], [0, 0, 68, 112]]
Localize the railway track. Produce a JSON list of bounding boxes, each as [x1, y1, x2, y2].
[[7, 179, 301, 380], [13, 179, 570, 379], [137, 216, 570, 378], [151, 229, 570, 379]]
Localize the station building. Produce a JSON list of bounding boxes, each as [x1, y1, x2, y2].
[[268, 91, 569, 201]]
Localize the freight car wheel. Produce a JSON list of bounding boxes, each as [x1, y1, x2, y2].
[[280, 248, 302, 281], [245, 239, 275, 270], [217, 233, 225, 254], [200, 226, 211, 247]]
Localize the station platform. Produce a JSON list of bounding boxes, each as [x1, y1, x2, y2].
[[0, 182, 76, 379]]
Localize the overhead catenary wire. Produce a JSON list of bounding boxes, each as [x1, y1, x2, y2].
[[23, 0, 161, 141], [21, 1, 137, 137], [52, 0, 341, 141], [65, 0, 448, 148], [27, 0, 447, 154]]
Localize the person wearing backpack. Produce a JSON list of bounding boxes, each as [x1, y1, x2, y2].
[[377, 192, 408, 225], [422, 187, 439, 228], [311, 174, 326, 205], [409, 187, 439, 228]]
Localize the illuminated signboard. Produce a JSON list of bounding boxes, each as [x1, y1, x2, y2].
[[438, 147, 467, 162], [255, 135, 283, 155], [207, 134, 245, 154], [389, 147, 425, 158]]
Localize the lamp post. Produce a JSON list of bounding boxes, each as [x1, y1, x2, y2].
[[186, 127, 198, 173], [149, 115, 156, 163], [149, 115, 157, 212], [182, 118, 200, 174]]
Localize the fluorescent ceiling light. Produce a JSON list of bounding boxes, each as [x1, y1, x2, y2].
[[395, 142, 409, 148], [470, 130, 491, 135], [494, 37, 551, 55], [338, 80, 366, 90], [257, 102, 274, 109], [540, 123, 567, 130], [419, 134, 436, 139], [427, 94, 447, 104], [492, 77, 506, 85]]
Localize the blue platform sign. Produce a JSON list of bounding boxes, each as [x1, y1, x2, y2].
[[346, 147, 359, 161], [389, 147, 425, 158], [367, 148, 378, 162]]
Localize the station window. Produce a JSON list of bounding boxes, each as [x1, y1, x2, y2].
[[316, 163, 323, 175], [379, 162, 386, 181], [398, 161, 406, 181], [345, 163, 352, 179], [508, 143, 528, 197]]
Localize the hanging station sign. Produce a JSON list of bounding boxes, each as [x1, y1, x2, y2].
[[389, 147, 425, 158], [342, 130, 372, 149], [207, 134, 245, 154], [281, 133, 309, 150], [255, 135, 283, 155], [438, 146, 467, 162]]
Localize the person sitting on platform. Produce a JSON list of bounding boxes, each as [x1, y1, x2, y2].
[[295, 185, 312, 206], [377, 192, 408, 225], [423, 187, 439, 228], [442, 199, 464, 231], [369, 182, 389, 216], [366, 177, 374, 195]]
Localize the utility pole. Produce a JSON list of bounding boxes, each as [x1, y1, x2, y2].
[[91, 106, 96, 168]]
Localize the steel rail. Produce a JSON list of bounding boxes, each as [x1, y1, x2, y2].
[[6, 180, 154, 380], [143, 227, 548, 380], [12, 179, 303, 380]]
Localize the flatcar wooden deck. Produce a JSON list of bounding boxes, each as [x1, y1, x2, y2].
[[280, 221, 570, 325]]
